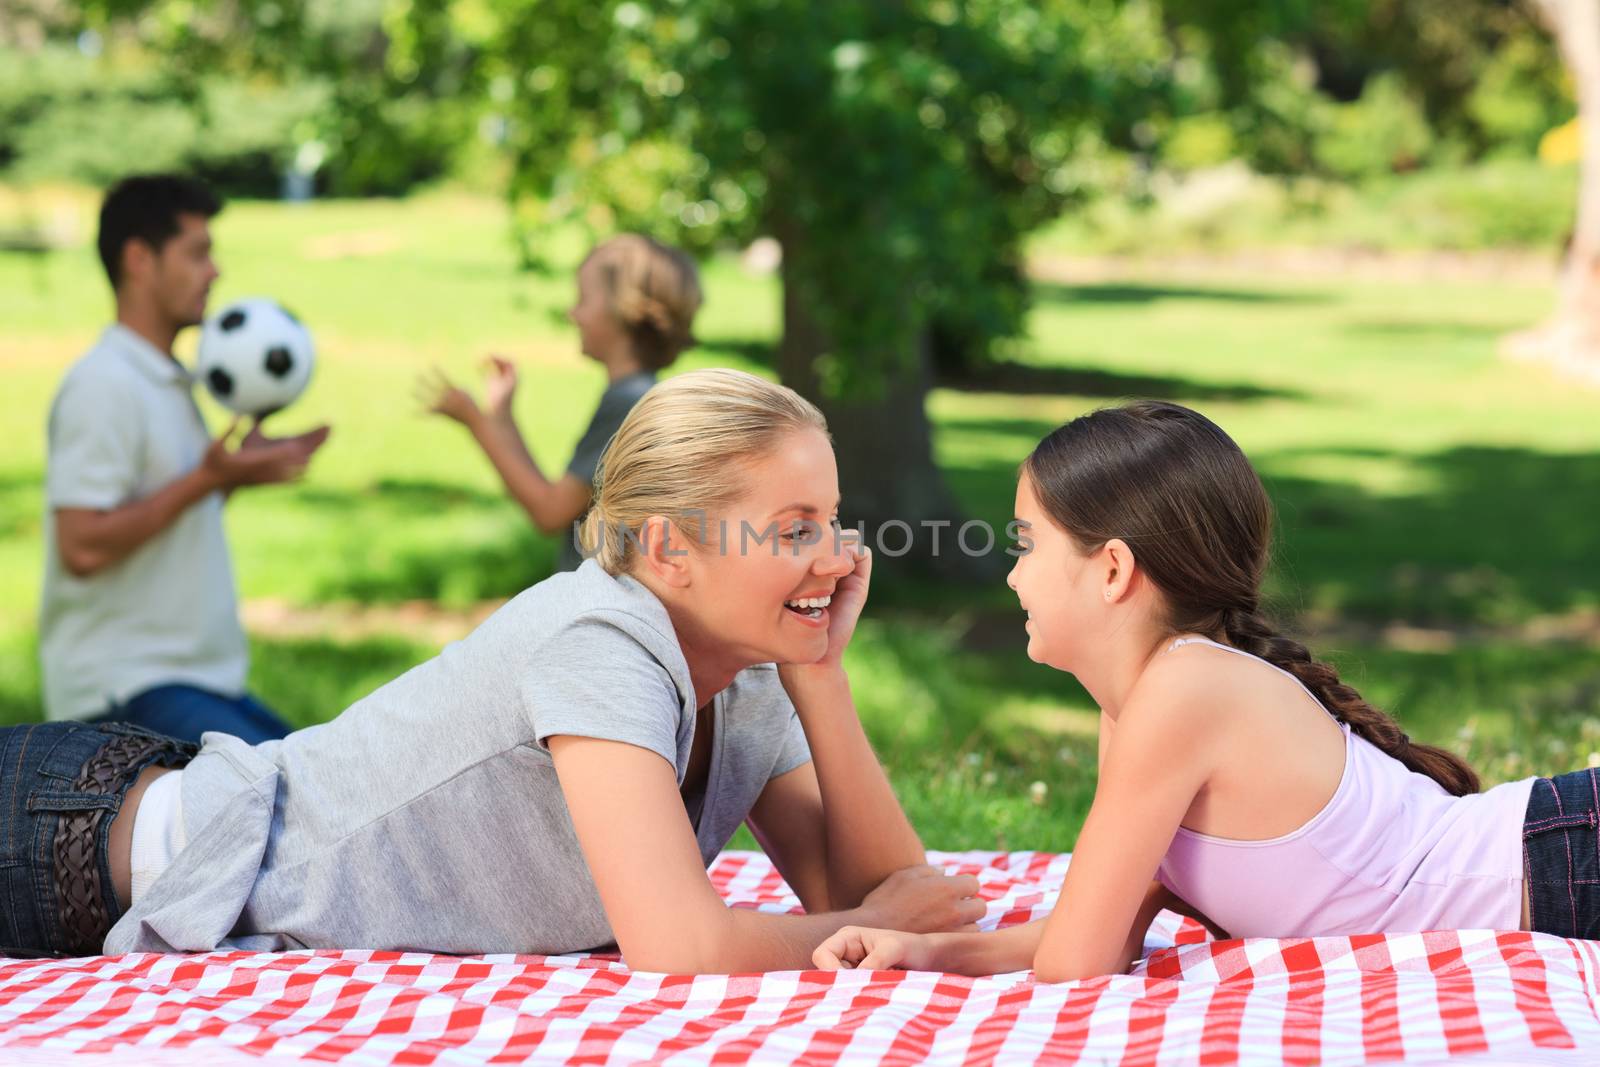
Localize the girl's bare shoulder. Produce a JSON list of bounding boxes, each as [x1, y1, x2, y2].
[[1125, 639, 1291, 732]]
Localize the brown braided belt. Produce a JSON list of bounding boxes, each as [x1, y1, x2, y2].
[[52, 732, 191, 956]]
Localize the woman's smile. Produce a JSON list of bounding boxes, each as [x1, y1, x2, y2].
[[783, 590, 833, 626]]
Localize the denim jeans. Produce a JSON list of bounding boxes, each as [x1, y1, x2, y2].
[[0, 722, 195, 958], [1523, 767, 1600, 940], [93, 684, 290, 745]]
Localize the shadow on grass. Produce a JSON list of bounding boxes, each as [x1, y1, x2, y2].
[[308, 526, 555, 605], [249, 632, 437, 730], [1320, 643, 1600, 783], [0, 631, 434, 730], [699, 279, 1330, 386], [255, 479, 555, 604], [295, 477, 508, 514], [938, 361, 1308, 402], [697, 338, 775, 368], [0, 495, 41, 541], [930, 426, 1600, 629], [0, 670, 41, 728], [1265, 444, 1600, 625], [1343, 319, 1505, 340], [1032, 281, 1333, 306]]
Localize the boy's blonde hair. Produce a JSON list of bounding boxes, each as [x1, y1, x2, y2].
[[587, 234, 702, 369]]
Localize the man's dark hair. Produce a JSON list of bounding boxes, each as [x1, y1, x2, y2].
[[97, 174, 222, 289]]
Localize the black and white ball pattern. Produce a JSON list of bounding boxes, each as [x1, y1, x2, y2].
[[196, 298, 315, 416]]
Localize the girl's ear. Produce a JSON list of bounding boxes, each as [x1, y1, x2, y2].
[[637, 514, 692, 588], [1101, 537, 1137, 604]]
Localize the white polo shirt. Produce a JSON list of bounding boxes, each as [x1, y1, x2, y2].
[[38, 324, 248, 720]]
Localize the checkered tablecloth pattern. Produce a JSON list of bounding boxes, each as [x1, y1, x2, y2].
[[3, 850, 1599, 1064]]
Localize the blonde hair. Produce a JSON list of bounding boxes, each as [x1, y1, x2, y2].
[[579, 368, 829, 574], [587, 234, 703, 369]]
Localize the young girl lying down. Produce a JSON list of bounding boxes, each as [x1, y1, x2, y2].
[[815, 401, 1590, 983]]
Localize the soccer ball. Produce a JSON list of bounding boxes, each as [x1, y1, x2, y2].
[[196, 298, 315, 417]]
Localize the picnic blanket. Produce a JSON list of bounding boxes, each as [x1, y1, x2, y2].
[[3, 850, 1599, 1065]]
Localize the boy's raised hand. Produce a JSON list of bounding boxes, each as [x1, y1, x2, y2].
[[414, 366, 480, 426], [481, 354, 519, 420]]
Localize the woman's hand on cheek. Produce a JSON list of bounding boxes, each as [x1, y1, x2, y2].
[[784, 539, 871, 679], [823, 538, 871, 657]]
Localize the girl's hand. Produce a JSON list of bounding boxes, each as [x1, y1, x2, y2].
[[415, 367, 480, 427], [813, 926, 932, 972], [481, 354, 518, 421]]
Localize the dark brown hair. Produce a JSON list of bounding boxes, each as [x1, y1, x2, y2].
[[98, 174, 222, 289], [1022, 400, 1479, 796]]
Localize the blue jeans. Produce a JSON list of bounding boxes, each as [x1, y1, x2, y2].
[[93, 684, 290, 745], [0, 722, 195, 958], [1523, 767, 1600, 939]]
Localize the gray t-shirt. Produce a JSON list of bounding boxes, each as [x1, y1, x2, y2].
[[38, 325, 247, 719], [556, 371, 656, 573], [106, 559, 812, 956]]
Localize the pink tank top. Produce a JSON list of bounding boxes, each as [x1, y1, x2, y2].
[[1154, 637, 1534, 938]]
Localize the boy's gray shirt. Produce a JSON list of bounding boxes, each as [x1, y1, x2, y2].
[[106, 560, 811, 955], [556, 370, 656, 573]]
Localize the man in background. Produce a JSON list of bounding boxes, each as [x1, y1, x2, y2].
[[39, 174, 329, 743]]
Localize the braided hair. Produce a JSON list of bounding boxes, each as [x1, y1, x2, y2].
[[1022, 401, 1479, 796]]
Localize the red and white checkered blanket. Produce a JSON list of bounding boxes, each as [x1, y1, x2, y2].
[[3, 851, 1598, 1065]]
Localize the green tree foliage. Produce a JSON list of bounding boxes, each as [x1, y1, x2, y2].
[[5, 0, 484, 195], [1315, 72, 1434, 179], [485, 0, 1182, 392], [0, 39, 328, 193], [1187, 0, 1572, 174], [1150, 0, 1569, 179], [283, 0, 486, 195], [1358, 0, 1570, 156]]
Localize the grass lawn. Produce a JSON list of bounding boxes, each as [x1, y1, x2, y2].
[[2, 189, 1597, 852]]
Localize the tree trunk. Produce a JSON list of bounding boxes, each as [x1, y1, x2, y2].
[[774, 248, 1000, 580], [1505, 0, 1600, 383]]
